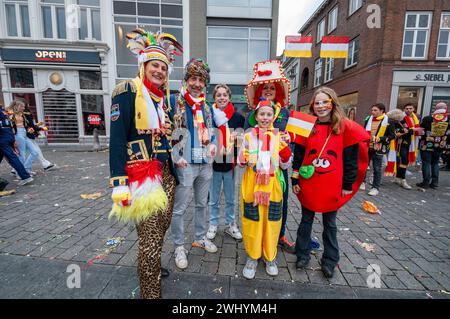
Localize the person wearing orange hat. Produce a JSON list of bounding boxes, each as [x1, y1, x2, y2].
[[244, 60, 299, 254], [108, 28, 182, 298], [238, 99, 292, 279]]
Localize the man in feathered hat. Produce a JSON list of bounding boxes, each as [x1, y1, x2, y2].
[[169, 58, 219, 270], [108, 28, 182, 299]]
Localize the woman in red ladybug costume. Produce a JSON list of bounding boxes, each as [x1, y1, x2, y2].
[[291, 87, 369, 278]]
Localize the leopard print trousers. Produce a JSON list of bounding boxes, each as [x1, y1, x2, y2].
[[136, 163, 176, 299]]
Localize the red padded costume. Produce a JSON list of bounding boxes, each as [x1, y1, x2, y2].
[[297, 119, 370, 212]]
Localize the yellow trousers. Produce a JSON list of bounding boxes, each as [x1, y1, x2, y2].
[[241, 168, 283, 262]]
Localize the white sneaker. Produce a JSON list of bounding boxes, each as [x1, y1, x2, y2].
[[401, 179, 412, 190], [368, 188, 379, 196], [359, 182, 366, 191], [18, 177, 34, 186], [224, 222, 243, 241], [192, 236, 218, 253], [174, 246, 188, 269], [243, 258, 258, 279], [206, 224, 218, 240], [265, 260, 278, 276]]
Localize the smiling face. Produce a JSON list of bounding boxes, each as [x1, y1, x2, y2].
[[255, 106, 275, 129], [261, 83, 276, 101], [144, 60, 168, 89], [186, 75, 206, 98], [312, 93, 333, 120], [308, 148, 338, 175], [214, 87, 230, 110]]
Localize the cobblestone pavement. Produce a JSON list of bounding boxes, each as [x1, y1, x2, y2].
[[0, 147, 449, 298]]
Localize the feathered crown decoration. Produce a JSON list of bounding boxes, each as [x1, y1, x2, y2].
[[126, 28, 183, 72]]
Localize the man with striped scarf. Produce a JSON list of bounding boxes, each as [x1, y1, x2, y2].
[[362, 103, 395, 196], [393, 104, 422, 189]]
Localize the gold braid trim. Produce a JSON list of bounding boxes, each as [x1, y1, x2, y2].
[[112, 80, 137, 99]]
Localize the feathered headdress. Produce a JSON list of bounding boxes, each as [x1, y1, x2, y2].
[[126, 28, 183, 73]]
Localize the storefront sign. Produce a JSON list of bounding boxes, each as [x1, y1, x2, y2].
[[393, 71, 450, 84], [0, 48, 100, 65], [35, 50, 67, 62], [87, 114, 102, 125]]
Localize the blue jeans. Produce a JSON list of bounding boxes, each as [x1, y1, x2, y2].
[[208, 170, 236, 226], [0, 143, 31, 180], [15, 128, 39, 173], [421, 150, 441, 185]]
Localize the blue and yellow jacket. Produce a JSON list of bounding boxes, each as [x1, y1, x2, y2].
[[109, 80, 177, 188]]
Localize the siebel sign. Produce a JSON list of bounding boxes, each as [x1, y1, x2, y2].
[[35, 50, 67, 62]]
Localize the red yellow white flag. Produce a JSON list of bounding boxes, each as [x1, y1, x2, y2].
[[320, 36, 350, 58], [285, 36, 313, 58]]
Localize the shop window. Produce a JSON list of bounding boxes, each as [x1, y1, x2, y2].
[[79, 71, 102, 90], [431, 87, 450, 115], [12, 93, 37, 120], [10, 68, 34, 88], [397, 87, 424, 116], [81, 94, 105, 136]]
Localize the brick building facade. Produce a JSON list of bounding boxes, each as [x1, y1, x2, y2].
[[296, 0, 450, 124]]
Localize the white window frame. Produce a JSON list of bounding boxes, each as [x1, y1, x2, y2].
[[349, 0, 362, 16], [328, 6, 338, 34], [345, 37, 359, 69], [324, 58, 334, 83], [317, 18, 325, 44], [40, 1, 67, 40], [4, 0, 31, 38], [314, 58, 322, 88], [436, 12, 450, 60], [401, 11, 432, 60], [77, 1, 101, 41], [288, 62, 298, 90]]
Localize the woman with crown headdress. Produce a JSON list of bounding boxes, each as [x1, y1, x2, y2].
[[108, 28, 182, 299]]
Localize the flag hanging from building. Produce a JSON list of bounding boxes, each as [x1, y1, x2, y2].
[[320, 36, 350, 58], [285, 36, 313, 58], [286, 111, 317, 144]]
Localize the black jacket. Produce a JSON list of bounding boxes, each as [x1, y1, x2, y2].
[[212, 111, 245, 172], [11, 112, 40, 139], [363, 115, 396, 154]]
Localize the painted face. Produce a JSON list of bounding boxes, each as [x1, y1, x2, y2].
[[214, 87, 230, 110], [313, 93, 333, 119], [404, 105, 414, 116], [261, 83, 276, 101], [371, 106, 383, 118], [308, 148, 338, 175], [144, 60, 168, 89], [186, 75, 206, 98], [255, 106, 275, 129]]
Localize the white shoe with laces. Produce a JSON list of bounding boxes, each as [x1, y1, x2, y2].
[[243, 258, 258, 279], [368, 188, 379, 196], [192, 236, 218, 253], [224, 222, 242, 241], [174, 246, 188, 269], [265, 260, 278, 276], [206, 224, 218, 240], [401, 179, 412, 190]]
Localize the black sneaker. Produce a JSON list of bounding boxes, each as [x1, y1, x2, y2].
[[416, 182, 429, 189], [0, 178, 8, 192], [161, 267, 170, 278], [296, 259, 310, 269], [429, 183, 438, 189], [321, 265, 335, 278]]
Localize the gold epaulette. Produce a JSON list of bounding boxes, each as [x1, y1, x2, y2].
[[111, 80, 137, 99]]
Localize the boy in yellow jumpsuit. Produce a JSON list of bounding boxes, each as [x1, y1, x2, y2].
[[238, 100, 292, 279]]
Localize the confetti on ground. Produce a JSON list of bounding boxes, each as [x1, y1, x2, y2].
[[339, 228, 350, 231], [356, 240, 376, 252], [106, 237, 125, 248], [131, 286, 139, 298], [213, 287, 223, 294], [362, 201, 381, 214], [80, 192, 102, 199], [439, 290, 449, 295], [0, 190, 16, 197], [426, 292, 433, 299]]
